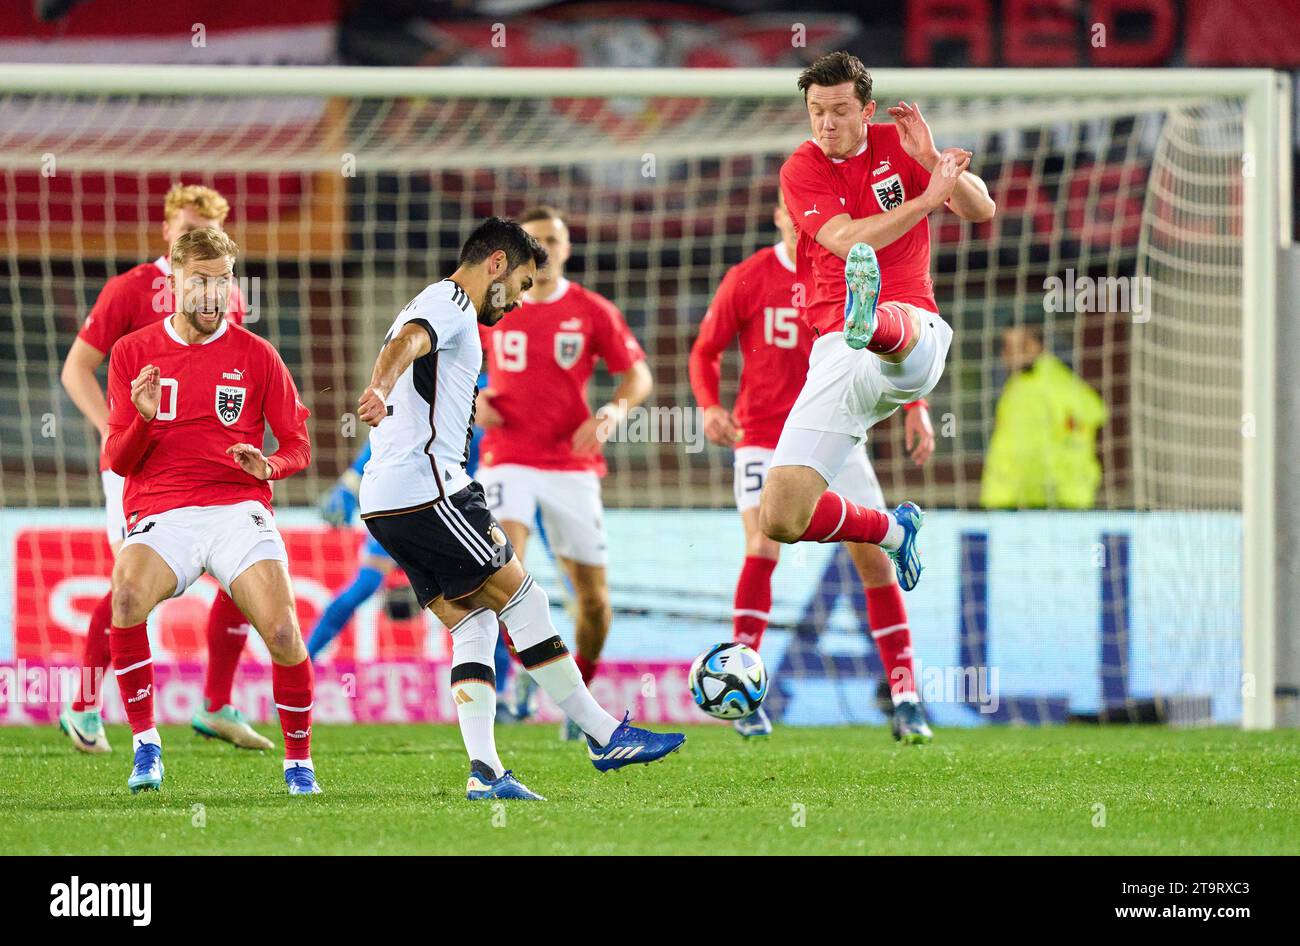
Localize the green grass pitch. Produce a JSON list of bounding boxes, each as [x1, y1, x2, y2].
[[3, 723, 1298, 855]]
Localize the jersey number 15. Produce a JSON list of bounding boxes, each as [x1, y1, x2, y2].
[[763, 307, 799, 349]]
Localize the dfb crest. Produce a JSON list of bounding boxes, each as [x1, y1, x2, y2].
[[872, 173, 905, 211], [215, 385, 246, 426], [554, 332, 584, 369]]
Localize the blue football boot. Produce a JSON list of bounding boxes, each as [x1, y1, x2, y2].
[[587, 713, 686, 772], [127, 742, 164, 793], [285, 763, 323, 795], [466, 766, 545, 801], [889, 501, 925, 591], [843, 242, 882, 350], [892, 700, 934, 745], [733, 706, 772, 738]]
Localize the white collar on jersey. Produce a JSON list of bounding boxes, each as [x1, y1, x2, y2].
[[773, 241, 796, 273], [154, 255, 172, 276], [829, 128, 870, 165], [522, 276, 570, 305], [163, 313, 229, 346]]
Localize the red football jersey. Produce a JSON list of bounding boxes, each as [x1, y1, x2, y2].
[[780, 122, 937, 337], [478, 279, 644, 475], [689, 243, 810, 449], [79, 256, 248, 471], [105, 317, 310, 524]]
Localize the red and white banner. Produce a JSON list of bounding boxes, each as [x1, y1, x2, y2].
[[11, 526, 427, 663], [0, 658, 703, 726], [2, 523, 708, 725]]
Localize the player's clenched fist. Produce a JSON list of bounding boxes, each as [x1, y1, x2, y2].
[[358, 386, 388, 427], [130, 364, 161, 420]]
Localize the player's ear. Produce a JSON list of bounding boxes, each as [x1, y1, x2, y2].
[[863, 99, 876, 121]]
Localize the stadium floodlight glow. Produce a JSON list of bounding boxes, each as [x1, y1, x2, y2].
[[0, 65, 1285, 730]]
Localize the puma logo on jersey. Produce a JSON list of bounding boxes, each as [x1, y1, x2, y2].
[[803, 205, 820, 217], [222, 368, 245, 381], [873, 158, 892, 176], [559, 317, 582, 330]]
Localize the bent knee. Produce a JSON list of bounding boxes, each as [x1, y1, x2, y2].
[[758, 503, 807, 544], [110, 581, 150, 623], [260, 616, 303, 659]]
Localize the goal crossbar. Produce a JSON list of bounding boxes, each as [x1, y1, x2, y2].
[[0, 64, 1284, 729]]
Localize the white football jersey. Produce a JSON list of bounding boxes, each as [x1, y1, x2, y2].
[[360, 279, 481, 516]]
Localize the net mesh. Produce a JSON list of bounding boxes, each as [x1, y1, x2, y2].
[[0, 83, 1247, 724]]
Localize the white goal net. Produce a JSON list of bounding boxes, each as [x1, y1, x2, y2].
[[0, 66, 1283, 729]]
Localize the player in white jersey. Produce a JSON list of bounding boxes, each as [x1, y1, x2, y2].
[[358, 217, 685, 801]]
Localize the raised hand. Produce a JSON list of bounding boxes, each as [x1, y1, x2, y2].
[[887, 101, 937, 164], [130, 364, 162, 420]]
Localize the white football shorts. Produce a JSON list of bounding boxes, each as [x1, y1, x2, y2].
[[120, 500, 288, 597], [773, 309, 952, 483], [733, 444, 885, 513], [102, 469, 128, 546], [477, 463, 608, 567]]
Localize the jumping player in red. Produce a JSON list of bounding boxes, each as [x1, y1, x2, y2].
[[691, 189, 936, 741], [59, 183, 268, 753], [759, 53, 994, 740], [104, 228, 318, 794], [476, 205, 652, 739]]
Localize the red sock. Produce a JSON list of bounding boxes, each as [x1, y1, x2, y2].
[[575, 653, 598, 684], [733, 555, 777, 651], [799, 491, 891, 545], [204, 590, 249, 712], [867, 301, 915, 355], [272, 658, 314, 761], [109, 621, 155, 734], [866, 583, 917, 701], [72, 591, 114, 712]]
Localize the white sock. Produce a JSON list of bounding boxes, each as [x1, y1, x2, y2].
[[283, 757, 314, 772], [881, 513, 904, 550], [132, 728, 161, 751], [450, 608, 504, 778], [500, 576, 620, 746], [556, 685, 620, 746], [891, 690, 919, 706], [454, 681, 503, 778]]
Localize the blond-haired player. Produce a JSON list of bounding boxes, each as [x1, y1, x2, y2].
[[59, 184, 267, 753]]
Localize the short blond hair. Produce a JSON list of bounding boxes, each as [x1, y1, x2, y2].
[[163, 183, 230, 225], [170, 227, 239, 272]]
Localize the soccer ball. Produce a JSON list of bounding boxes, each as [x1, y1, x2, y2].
[[689, 642, 768, 720]]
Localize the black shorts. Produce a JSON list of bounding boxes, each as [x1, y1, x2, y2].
[[363, 482, 514, 607]]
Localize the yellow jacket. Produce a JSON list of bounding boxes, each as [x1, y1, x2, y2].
[[980, 353, 1108, 509]]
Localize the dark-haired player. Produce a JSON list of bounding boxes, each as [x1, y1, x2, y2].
[[760, 52, 994, 740], [691, 190, 937, 741], [358, 217, 684, 801], [476, 205, 652, 739]]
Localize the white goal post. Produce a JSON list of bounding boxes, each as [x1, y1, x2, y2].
[[0, 64, 1287, 729]]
